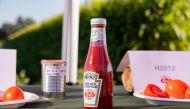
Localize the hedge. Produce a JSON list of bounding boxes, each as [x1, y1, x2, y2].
[[3, 16, 62, 84], [3, 0, 190, 84]]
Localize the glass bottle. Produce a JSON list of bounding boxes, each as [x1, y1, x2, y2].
[[83, 18, 113, 109]]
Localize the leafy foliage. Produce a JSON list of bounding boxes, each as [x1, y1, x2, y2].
[[16, 69, 30, 86], [1, 17, 35, 35], [3, 16, 62, 84]]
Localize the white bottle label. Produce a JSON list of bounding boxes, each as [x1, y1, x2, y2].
[[90, 28, 105, 41], [83, 71, 102, 107]]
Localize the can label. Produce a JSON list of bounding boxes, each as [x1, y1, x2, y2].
[[42, 62, 66, 92], [83, 71, 102, 107], [44, 64, 66, 76], [90, 28, 105, 41]]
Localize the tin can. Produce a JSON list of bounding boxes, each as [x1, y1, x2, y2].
[[41, 60, 66, 99]]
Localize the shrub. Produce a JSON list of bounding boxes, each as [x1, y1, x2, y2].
[[3, 16, 62, 84]]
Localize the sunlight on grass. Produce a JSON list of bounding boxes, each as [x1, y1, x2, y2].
[[78, 68, 83, 85]]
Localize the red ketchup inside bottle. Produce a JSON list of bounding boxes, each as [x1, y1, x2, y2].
[[83, 18, 113, 109]]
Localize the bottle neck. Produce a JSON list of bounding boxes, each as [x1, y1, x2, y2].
[[90, 26, 106, 46]]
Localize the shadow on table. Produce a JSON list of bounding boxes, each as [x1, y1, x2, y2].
[[21, 100, 53, 108]]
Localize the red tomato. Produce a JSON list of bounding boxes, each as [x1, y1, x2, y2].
[[185, 87, 190, 99], [144, 84, 162, 97], [0, 99, 4, 102], [3, 87, 24, 101], [165, 79, 188, 99], [155, 91, 169, 98]]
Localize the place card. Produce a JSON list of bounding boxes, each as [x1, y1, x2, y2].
[[118, 51, 190, 92], [0, 49, 16, 90]]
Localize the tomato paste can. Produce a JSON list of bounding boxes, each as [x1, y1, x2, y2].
[[41, 60, 66, 99]]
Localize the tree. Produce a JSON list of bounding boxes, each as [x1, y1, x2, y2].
[[1, 16, 35, 35], [0, 29, 7, 40]]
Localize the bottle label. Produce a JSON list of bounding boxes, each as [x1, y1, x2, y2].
[[83, 71, 102, 107], [90, 28, 105, 41]]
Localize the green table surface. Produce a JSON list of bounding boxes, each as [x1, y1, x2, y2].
[[19, 85, 189, 109]]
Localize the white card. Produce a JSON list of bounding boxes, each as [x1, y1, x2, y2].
[[0, 49, 16, 90], [128, 51, 190, 92]]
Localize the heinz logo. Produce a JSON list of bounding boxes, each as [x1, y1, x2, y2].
[[85, 73, 97, 81]]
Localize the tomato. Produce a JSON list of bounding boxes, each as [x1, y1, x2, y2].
[[155, 91, 169, 98], [144, 84, 162, 97], [165, 79, 188, 99], [185, 87, 190, 99], [0, 99, 4, 102], [3, 87, 24, 101]]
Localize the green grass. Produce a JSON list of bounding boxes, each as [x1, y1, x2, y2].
[[77, 68, 83, 85]]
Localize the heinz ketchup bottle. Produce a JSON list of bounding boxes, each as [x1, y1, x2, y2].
[[83, 18, 113, 109]]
